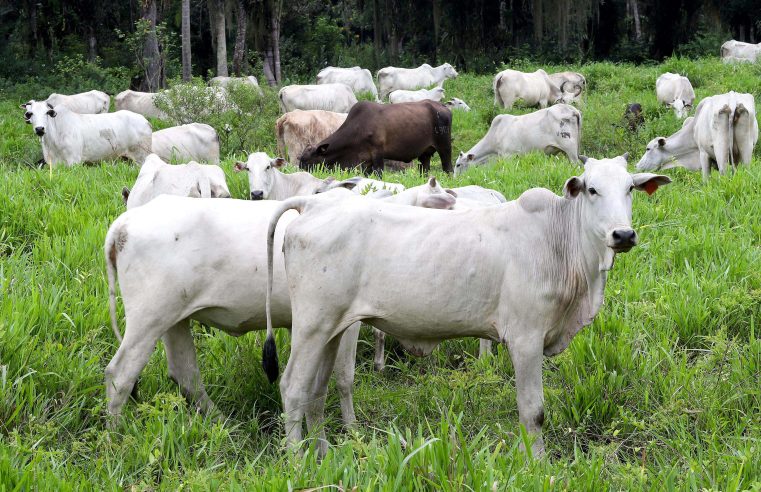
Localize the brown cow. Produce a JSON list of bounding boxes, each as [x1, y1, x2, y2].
[[298, 100, 452, 175]]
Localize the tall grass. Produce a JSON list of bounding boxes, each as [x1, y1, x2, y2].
[[0, 57, 760, 490]]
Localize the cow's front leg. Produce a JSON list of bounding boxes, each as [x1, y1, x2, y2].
[[478, 339, 493, 358], [699, 151, 711, 181], [506, 335, 545, 457]]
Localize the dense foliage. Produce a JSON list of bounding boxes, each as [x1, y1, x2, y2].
[[0, 56, 760, 488]]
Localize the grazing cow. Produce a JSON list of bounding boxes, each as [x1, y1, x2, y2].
[[444, 98, 471, 111], [624, 103, 644, 131], [152, 123, 220, 164], [264, 155, 671, 457], [316, 66, 379, 101], [656, 73, 695, 119], [455, 104, 581, 175], [115, 90, 167, 119], [21, 100, 152, 167], [103, 194, 361, 427], [122, 154, 230, 209], [209, 75, 263, 95], [299, 100, 453, 175], [275, 110, 348, 164], [389, 86, 445, 104], [548, 72, 586, 102], [233, 152, 360, 200], [720, 40, 761, 63], [278, 84, 358, 113], [493, 69, 580, 109], [636, 117, 699, 172], [46, 90, 110, 114], [377, 63, 458, 100]]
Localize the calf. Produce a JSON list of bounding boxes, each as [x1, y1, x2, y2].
[[299, 100, 453, 175], [389, 86, 445, 104], [152, 123, 220, 164], [46, 90, 110, 114], [22, 100, 152, 167], [444, 98, 471, 111], [122, 154, 230, 208], [455, 104, 581, 175], [265, 155, 670, 457], [656, 73, 695, 119]]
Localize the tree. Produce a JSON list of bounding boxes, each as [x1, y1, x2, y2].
[[210, 0, 228, 77], [141, 0, 163, 91], [182, 0, 191, 81], [232, 0, 247, 75]]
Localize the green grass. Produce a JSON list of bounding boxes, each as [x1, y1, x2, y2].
[[1, 57, 760, 490]]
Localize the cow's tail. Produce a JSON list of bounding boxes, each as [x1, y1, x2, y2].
[[493, 74, 504, 107], [277, 88, 287, 113], [574, 110, 582, 163], [263, 196, 310, 383], [275, 116, 287, 158], [728, 105, 735, 170], [104, 226, 123, 344]]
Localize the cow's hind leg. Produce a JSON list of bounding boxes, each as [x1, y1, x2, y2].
[[163, 319, 217, 415], [479, 339, 493, 358], [373, 327, 386, 371], [418, 149, 435, 175], [333, 322, 360, 428], [280, 323, 344, 458]]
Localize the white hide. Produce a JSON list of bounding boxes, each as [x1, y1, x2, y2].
[[455, 104, 582, 175], [316, 66, 379, 101], [377, 63, 458, 100], [493, 69, 579, 109], [22, 100, 152, 168], [388, 86, 446, 104], [209, 75, 264, 95], [444, 97, 471, 111], [115, 90, 167, 119], [275, 110, 348, 164], [656, 73, 695, 119], [720, 40, 761, 63], [46, 90, 110, 114], [278, 83, 358, 113], [151, 123, 220, 164]]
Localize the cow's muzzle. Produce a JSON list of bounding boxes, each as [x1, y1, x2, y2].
[[251, 190, 264, 200], [35, 127, 45, 136], [609, 228, 638, 253]]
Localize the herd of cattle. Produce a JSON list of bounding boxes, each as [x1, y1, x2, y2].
[[17, 39, 761, 456]]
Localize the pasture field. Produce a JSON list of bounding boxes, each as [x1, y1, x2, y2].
[[1, 58, 760, 490]]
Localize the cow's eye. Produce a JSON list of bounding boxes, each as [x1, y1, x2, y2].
[[629, 185, 634, 193], [588, 187, 598, 195], [24, 112, 32, 119], [265, 165, 270, 170]]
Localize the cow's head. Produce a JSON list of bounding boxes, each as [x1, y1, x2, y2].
[[234, 152, 286, 200], [668, 99, 691, 119], [299, 142, 336, 170], [445, 98, 471, 111], [454, 151, 479, 176], [557, 81, 583, 104], [22, 100, 57, 137], [418, 176, 457, 209], [442, 63, 458, 79], [564, 154, 670, 262]]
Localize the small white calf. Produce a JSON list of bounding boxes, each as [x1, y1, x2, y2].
[[388, 86, 445, 104], [656, 73, 695, 119], [151, 123, 220, 164], [377, 63, 458, 100], [46, 90, 110, 114], [22, 100, 152, 167], [444, 98, 471, 111], [278, 84, 358, 113]]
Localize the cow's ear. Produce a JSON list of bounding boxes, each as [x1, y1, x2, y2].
[[564, 176, 584, 199], [272, 157, 286, 168], [427, 176, 438, 187], [19, 102, 29, 109], [445, 188, 457, 197], [47, 102, 54, 110], [657, 137, 666, 147], [46, 109, 56, 117], [621, 152, 629, 162], [421, 193, 456, 210], [579, 155, 589, 165], [233, 161, 247, 172], [632, 173, 672, 196], [467, 153, 474, 161], [121, 187, 130, 204], [317, 143, 329, 154]]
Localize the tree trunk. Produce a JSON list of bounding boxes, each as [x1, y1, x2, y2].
[[373, 0, 382, 65], [432, 0, 441, 62], [232, 0, 247, 76], [271, 0, 281, 83], [182, 0, 192, 81], [140, 0, 162, 92], [532, 0, 543, 44], [213, 0, 228, 77], [631, 0, 642, 41], [87, 25, 97, 62]]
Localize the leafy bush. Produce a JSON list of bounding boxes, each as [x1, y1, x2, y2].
[[154, 79, 279, 157]]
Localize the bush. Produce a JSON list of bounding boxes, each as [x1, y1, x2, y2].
[[154, 79, 280, 157]]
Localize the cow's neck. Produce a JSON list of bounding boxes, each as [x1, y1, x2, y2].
[[42, 111, 71, 152], [272, 170, 321, 201]]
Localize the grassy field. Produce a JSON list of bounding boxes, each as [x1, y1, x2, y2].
[[1, 58, 760, 490]]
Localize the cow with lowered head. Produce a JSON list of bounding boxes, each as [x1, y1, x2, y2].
[[299, 100, 452, 175]]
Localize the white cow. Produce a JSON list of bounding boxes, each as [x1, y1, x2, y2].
[[264, 155, 671, 457], [103, 194, 361, 427], [635, 117, 700, 172], [444, 97, 471, 111], [548, 72, 585, 103], [122, 154, 230, 209], [275, 110, 348, 164], [388, 86, 445, 104], [115, 90, 167, 119], [720, 40, 761, 63], [46, 90, 110, 114], [209, 75, 263, 95], [656, 73, 695, 119], [21, 100, 152, 167], [233, 152, 360, 200], [692, 92, 758, 178], [316, 66, 379, 101], [377, 63, 458, 100], [493, 69, 580, 109], [151, 123, 220, 164], [455, 104, 582, 175], [278, 84, 358, 113]]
